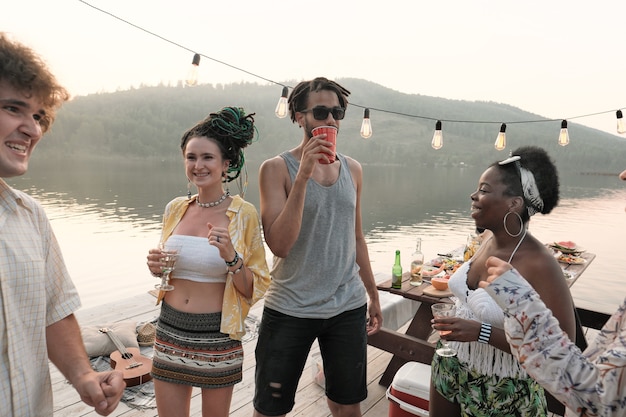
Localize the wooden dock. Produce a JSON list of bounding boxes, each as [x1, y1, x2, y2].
[[51, 291, 397, 417], [51, 270, 600, 416]]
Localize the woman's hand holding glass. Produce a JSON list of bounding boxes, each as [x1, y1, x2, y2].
[[146, 242, 182, 292], [431, 303, 457, 357], [156, 242, 182, 291]]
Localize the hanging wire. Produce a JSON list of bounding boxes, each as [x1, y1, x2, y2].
[[78, 0, 283, 87], [79, 1, 625, 130]]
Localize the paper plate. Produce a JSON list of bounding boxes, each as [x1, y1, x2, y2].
[[558, 255, 586, 265]]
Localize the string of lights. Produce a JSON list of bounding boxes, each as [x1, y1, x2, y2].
[[79, 0, 626, 150]]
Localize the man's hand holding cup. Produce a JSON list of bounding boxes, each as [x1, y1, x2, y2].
[[312, 125, 337, 164]]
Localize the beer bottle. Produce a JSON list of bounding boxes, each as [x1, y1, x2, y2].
[[392, 250, 403, 289]]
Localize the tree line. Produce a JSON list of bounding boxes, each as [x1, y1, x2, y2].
[[39, 78, 626, 173]]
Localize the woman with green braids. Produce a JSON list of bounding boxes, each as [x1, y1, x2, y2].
[[146, 107, 270, 417]]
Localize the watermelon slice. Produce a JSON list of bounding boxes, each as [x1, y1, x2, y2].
[[556, 241, 576, 249]]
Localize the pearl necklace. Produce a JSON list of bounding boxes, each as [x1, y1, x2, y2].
[[196, 190, 230, 208]]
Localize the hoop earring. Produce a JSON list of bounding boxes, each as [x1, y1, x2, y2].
[[503, 211, 524, 237], [187, 178, 192, 200]]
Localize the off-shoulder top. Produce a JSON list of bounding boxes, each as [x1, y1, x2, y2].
[[448, 261, 529, 378]]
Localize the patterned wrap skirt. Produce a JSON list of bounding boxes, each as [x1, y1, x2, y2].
[[151, 302, 243, 389], [432, 341, 547, 417]]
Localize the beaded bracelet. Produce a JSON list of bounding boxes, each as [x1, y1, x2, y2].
[[478, 322, 492, 344], [229, 260, 244, 275], [225, 252, 240, 267]]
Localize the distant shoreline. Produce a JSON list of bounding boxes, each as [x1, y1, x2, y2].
[[580, 172, 621, 176]]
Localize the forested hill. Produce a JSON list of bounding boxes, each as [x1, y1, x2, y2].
[[40, 78, 626, 173]]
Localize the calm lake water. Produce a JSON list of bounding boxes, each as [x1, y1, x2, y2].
[[9, 158, 626, 315]]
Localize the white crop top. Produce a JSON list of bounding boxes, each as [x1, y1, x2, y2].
[[164, 235, 228, 283]]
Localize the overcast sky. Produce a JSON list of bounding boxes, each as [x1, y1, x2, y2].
[[3, 0, 626, 136]]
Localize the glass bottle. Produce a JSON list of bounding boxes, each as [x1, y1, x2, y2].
[[392, 250, 403, 289], [464, 232, 482, 262], [410, 238, 424, 286]]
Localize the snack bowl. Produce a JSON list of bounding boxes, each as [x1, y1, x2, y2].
[[431, 276, 449, 291]]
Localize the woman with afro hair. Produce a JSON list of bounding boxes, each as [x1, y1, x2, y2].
[[429, 146, 576, 417]]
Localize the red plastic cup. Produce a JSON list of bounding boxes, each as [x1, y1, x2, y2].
[[312, 126, 337, 164]]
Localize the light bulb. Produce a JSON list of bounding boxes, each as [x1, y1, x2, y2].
[[360, 108, 372, 139], [431, 120, 443, 150], [275, 86, 289, 118], [558, 120, 570, 146], [185, 53, 201, 87], [617, 110, 626, 134], [494, 123, 506, 151]]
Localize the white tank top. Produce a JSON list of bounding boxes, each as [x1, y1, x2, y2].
[[165, 235, 227, 283]]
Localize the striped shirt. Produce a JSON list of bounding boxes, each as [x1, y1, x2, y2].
[[0, 179, 81, 416]]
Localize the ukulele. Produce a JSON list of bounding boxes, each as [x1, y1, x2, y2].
[[99, 328, 153, 386]]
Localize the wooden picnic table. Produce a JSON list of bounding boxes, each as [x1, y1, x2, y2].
[[367, 250, 596, 388], [558, 251, 596, 287]]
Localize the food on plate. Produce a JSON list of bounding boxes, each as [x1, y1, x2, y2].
[[430, 257, 463, 272], [558, 254, 586, 264], [431, 276, 450, 291], [548, 240, 584, 255], [556, 240, 577, 249], [421, 263, 445, 277], [430, 258, 444, 267], [447, 261, 462, 273]]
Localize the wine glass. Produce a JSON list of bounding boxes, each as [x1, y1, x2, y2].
[[431, 303, 457, 357], [155, 242, 181, 291]]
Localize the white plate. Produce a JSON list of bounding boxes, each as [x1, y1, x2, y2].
[[558, 255, 586, 265]]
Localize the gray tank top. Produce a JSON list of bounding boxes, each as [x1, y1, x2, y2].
[[263, 152, 367, 318]]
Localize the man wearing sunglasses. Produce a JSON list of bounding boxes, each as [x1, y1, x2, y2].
[[255, 77, 383, 417]]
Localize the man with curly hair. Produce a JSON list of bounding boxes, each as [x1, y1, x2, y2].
[[0, 33, 125, 416]]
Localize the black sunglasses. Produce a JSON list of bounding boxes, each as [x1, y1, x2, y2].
[[300, 106, 345, 121]]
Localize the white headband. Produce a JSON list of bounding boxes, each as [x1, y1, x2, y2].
[[499, 155, 544, 217]]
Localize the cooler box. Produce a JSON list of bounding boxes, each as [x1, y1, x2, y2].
[[387, 361, 431, 417]]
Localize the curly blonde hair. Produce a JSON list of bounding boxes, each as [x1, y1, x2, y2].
[[0, 33, 70, 133]]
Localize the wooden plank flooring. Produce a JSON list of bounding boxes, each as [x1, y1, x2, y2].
[[51, 292, 396, 417], [51, 275, 573, 416]]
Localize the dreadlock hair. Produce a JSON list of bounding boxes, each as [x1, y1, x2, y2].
[[180, 106, 257, 183], [0, 33, 70, 133], [287, 77, 351, 123]]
